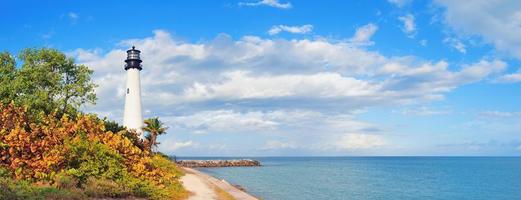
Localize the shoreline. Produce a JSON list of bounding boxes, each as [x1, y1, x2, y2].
[[181, 167, 259, 200]]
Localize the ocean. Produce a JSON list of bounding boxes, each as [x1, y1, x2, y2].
[[183, 157, 521, 200]]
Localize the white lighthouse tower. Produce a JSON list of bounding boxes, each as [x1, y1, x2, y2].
[[123, 46, 144, 136]]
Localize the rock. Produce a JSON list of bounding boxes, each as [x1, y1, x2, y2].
[[176, 159, 261, 168], [233, 184, 247, 192]]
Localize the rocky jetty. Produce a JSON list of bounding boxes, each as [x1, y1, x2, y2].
[[176, 159, 261, 168]]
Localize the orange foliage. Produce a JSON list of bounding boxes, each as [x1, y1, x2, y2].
[[0, 103, 176, 186]]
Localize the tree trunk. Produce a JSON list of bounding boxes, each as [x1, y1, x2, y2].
[[149, 133, 157, 153]]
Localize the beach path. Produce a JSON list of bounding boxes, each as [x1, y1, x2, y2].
[[181, 167, 258, 200], [181, 171, 217, 200]]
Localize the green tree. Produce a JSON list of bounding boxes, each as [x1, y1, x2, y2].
[[0, 52, 16, 105], [0, 48, 97, 116], [102, 118, 126, 133], [143, 118, 167, 152]]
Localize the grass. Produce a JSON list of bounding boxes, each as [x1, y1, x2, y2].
[[0, 178, 85, 200], [214, 186, 236, 200]]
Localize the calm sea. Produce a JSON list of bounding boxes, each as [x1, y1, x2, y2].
[[180, 157, 521, 200]]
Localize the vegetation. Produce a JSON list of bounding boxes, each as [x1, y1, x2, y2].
[[214, 186, 236, 200], [143, 117, 168, 153], [0, 49, 96, 117], [0, 48, 187, 199]]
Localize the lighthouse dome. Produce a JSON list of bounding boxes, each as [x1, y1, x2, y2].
[[124, 46, 143, 70]]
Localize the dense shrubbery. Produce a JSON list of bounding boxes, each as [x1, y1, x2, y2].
[[0, 103, 187, 199], [0, 48, 187, 199], [0, 176, 86, 200]]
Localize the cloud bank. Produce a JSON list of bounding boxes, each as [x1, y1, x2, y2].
[[73, 30, 507, 155]]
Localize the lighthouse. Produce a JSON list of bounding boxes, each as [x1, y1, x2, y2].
[[123, 46, 144, 135]]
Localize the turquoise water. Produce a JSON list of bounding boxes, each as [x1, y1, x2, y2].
[[187, 157, 521, 200]]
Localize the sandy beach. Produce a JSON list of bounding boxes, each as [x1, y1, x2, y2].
[[181, 167, 258, 200]]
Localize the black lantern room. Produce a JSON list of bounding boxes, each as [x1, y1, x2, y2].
[[124, 46, 142, 70]]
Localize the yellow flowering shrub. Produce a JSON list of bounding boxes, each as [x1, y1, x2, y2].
[[0, 103, 187, 199]]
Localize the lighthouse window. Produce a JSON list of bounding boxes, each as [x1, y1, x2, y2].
[[127, 88, 129, 94]]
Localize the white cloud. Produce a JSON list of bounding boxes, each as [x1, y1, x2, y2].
[[349, 23, 378, 45], [398, 14, 416, 38], [65, 12, 79, 24], [182, 71, 380, 102], [399, 106, 452, 116], [480, 111, 521, 118], [496, 71, 521, 83], [388, 0, 412, 7], [162, 108, 384, 153], [458, 59, 506, 79], [68, 12, 78, 20], [75, 30, 506, 114], [72, 30, 510, 155], [176, 59, 503, 104], [164, 109, 370, 135], [159, 140, 195, 152], [268, 24, 313, 35], [436, 0, 521, 59], [444, 37, 466, 53], [438, 140, 521, 153], [239, 0, 292, 9], [166, 110, 280, 133], [459, 111, 521, 139], [262, 140, 297, 150], [41, 31, 54, 40], [335, 134, 386, 150]]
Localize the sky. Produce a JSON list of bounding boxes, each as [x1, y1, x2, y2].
[[2, 0, 521, 156]]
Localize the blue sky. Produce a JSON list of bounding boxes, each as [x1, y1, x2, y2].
[[2, 0, 521, 156]]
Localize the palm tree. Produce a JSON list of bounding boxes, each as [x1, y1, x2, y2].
[[143, 117, 167, 153]]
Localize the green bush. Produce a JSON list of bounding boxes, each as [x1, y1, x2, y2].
[[1, 178, 40, 200], [0, 168, 10, 179], [64, 134, 126, 184], [53, 172, 78, 189], [102, 118, 125, 133], [83, 177, 128, 198], [0, 178, 84, 200], [121, 177, 179, 200], [116, 171, 168, 199], [35, 187, 85, 200], [118, 174, 155, 198], [115, 167, 187, 200]]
